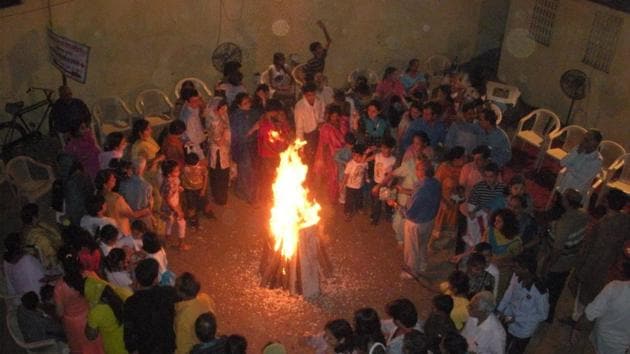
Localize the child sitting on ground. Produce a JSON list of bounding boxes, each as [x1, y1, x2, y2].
[[160, 159, 189, 250], [334, 132, 356, 205], [98, 224, 120, 257], [190, 312, 227, 354], [104, 248, 133, 291], [343, 144, 369, 221], [182, 152, 212, 229], [142, 231, 175, 285]]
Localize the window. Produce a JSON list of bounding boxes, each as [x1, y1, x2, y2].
[[529, 0, 559, 46], [583, 11, 623, 73]]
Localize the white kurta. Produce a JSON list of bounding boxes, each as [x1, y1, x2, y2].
[[462, 314, 506, 354], [294, 97, 325, 139], [585, 280, 630, 354]]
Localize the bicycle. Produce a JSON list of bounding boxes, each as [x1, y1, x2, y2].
[[1, 87, 55, 159]]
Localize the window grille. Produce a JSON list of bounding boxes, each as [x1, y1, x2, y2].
[[529, 0, 559, 46], [583, 11, 623, 73]]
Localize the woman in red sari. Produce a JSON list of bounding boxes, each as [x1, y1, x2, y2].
[[257, 99, 292, 204], [315, 105, 349, 203]]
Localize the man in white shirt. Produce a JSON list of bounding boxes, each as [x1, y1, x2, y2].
[[556, 129, 603, 196], [462, 291, 506, 354], [294, 82, 325, 165], [572, 262, 630, 354]]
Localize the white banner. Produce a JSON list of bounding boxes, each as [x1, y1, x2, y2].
[[47, 28, 90, 84]]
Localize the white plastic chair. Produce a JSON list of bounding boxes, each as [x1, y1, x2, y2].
[[135, 89, 175, 131], [513, 109, 561, 153], [535, 125, 587, 171], [92, 96, 134, 145], [486, 81, 521, 106], [6, 156, 55, 205], [489, 102, 503, 126], [347, 68, 379, 88], [424, 54, 451, 89], [6, 309, 68, 354], [596, 153, 630, 205], [174, 77, 213, 101], [582, 140, 625, 208]]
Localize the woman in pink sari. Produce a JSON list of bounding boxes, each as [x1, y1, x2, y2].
[[315, 105, 348, 202], [54, 249, 104, 354]]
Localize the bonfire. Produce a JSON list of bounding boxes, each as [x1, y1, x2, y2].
[[260, 139, 327, 298]]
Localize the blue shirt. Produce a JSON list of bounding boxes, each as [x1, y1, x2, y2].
[[402, 177, 441, 224], [402, 119, 446, 151], [361, 115, 390, 145], [497, 273, 549, 338], [118, 175, 152, 211], [480, 127, 511, 167], [334, 146, 352, 180], [445, 121, 481, 155]]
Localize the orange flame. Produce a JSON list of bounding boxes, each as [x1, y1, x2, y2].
[[270, 139, 321, 260]]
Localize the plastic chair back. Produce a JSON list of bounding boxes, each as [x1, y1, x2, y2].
[[136, 89, 174, 118], [6, 309, 62, 353], [560, 125, 587, 152], [92, 97, 133, 126], [599, 140, 626, 170], [6, 156, 55, 203], [174, 77, 213, 101]]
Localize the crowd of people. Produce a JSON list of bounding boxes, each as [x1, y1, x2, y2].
[[3, 20, 630, 354]]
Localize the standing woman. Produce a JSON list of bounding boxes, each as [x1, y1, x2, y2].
[[431, 146, 466, 248], [54, 249, 105, 354], [315, 105, 349, 203], [484, 208, 522, 299], [207, 99, 232, 205], [130, 119, 165, 210], [95, 169, 151, 236], [230, 93, 258, 204]]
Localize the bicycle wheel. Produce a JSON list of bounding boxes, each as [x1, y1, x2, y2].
[[0, 121, 27, 159]]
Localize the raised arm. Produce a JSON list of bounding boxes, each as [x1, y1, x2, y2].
[[316, 20, 332, 48]]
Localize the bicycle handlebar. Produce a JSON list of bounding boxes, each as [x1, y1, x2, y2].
[[27, 87, 54, 95]]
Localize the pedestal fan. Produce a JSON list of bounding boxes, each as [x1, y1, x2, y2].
[[211, 42, 242, 73], [560, 69, 588, 126]]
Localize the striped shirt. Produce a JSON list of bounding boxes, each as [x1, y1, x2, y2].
[[468, 181, 505, 210], [549, 208, 588, 272], [304, 50, 328, 79]]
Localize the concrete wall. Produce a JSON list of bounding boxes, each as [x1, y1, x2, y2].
[[498, 0, 630, 148], [0, 0, 488, 122]]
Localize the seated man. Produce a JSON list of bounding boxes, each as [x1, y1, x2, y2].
[[174, 272, 216, 354], [478, 108, 511, 168], [20, 203, 63, 270], [461, 291, 506, 354], [16, 291, 64, 343], [556, 129, 603, 196]]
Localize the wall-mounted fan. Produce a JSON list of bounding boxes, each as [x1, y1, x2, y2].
[[212, 42, 242, 73], [560, 69, 589, 125]]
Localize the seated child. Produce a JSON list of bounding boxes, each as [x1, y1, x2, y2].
[[143, 231, 175, 285], [104, 248, 133, 291], [190, 312, 227, 354], [17, 291, 65, 343], [98, 224, 120, 257]]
